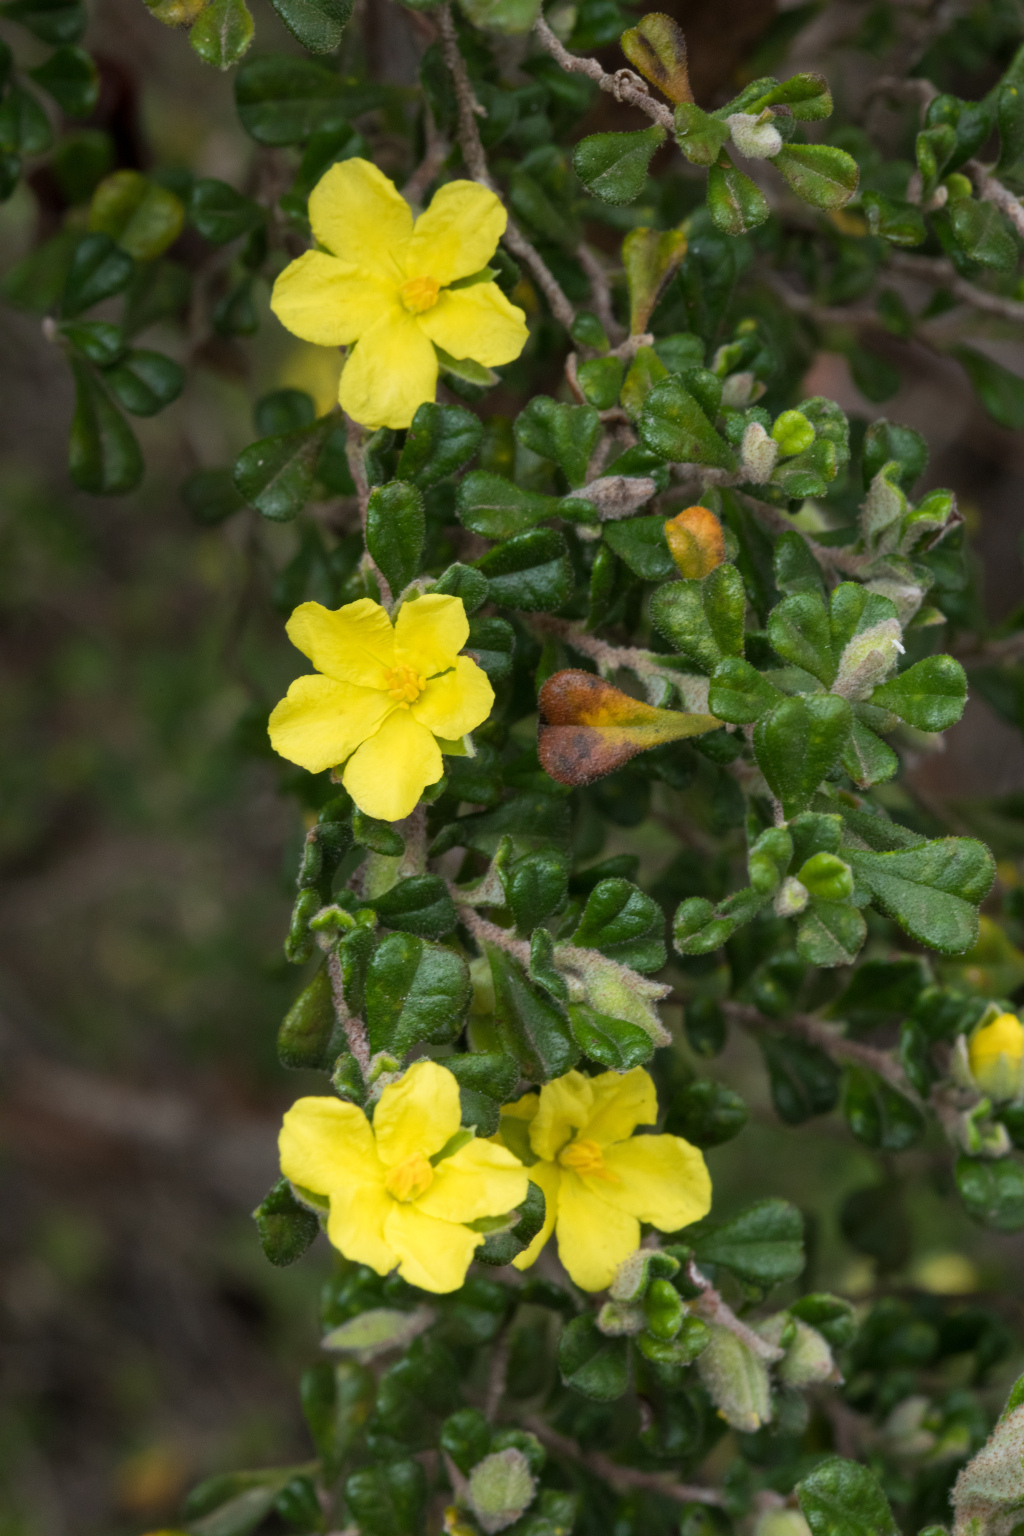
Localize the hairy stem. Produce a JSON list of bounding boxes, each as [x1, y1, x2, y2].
[[521, 1417, 725, 1506], [533, 16, 675, 131]]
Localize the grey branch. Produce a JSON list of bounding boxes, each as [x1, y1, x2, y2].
[[521, 1417, 725, 1506], [687, 1260, 784, 1362], [889, 251, 1024, 324], [436, 4, 576, 331], [721, 998, 919, 1098], [528, 613, 710, 712], [967, 158, 1024, 242], [533, 15, 675, 132]]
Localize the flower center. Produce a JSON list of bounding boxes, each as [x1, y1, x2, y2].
[[384, 1151, 435, 1203], [384, 664, 426, 705], [399, 275, 440, 315], [558, 1137, 620, 1182]]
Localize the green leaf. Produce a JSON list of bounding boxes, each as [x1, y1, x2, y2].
[[458, 0, 541, 31], [501, 849, 569, 937], [759, 1034, 841, 1124], [68, 356, 143, 495], [862, 418, 928, 490], [949, 195, 1018, 270], [397, 402, 483, 488], [443, 1052, 519, 1136], [253, 1178, 320, 1266], [558, 1315, 629, 1401], [956, 1154, 1024, 1231], [277, 964, 341, 1070], [870, 653, 966, 730], [639, 376, 738, 470], [673, 101, 729, 166], [301, 1361, 373, 1485], [475, 529, 573, 612], [750, 71, 831, 120], [772, 142, 859, 209], [953, 344, 1024, 429], [843, 1065, 924, 1152], [685, 996, 726, 1057], [345, 1460, 426, 1536], [28, 44, 98, 117], [186, 1476, 297, 1536], [665, 1079, 747, 1147], [430, 562, 489, 614], [797, 899, 866, 967], [235, 53, 344, 145], [59, 319, 124, 365], [708, 657, 783, 724], [367, 482, 425, 597], [0, 81, 51, 157], [571, 878, 665, 971], [89, 170, 185, 260], [190, 177, 264, 242], [689, 1198, 804, 1285], [845, 838, 995, 954], [475, 1180, 547, 1265], [860, 190, 927, 247], [487, 943, 579, 1083], [364, 934, 471, 1057], [103, 349, 185, 416], [352, 807, 403, 856], [753, 695, 852, 818], [61, 231, 133, 317], [440, 1409, 492, 1476], [267, 0, 351, 52], [514, 397, 602, 490], [603, 515, 675, 580], [841, 718, 899, 790], [190, 0, 254, 67], [576, 356, 624, 411], [566, 1003, 654, 1070], [707, 154, 770, 236], [768, 590, 835, 685], [650, 562, 745, 672], [456, 472, 560, 539], [0, 0, 85, 43], [797, 1457, 898, 1536], [431, 791, 569, 860], [373, 876, 457, 941], [465, 615, 514, 684], [572, 125, 665, 204], [233, 416, 333, 521]]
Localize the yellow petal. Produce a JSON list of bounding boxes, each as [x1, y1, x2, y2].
[[555, 1171, 640, 1292], [394, 592, 469, 676], [384, 1202, 481, 1293], [529, 1070, 594, 1162], [268, 674, 393, 774], [511, 1159, 561, 1272], [418, 1139, 528, 1223], [340, 308, 438, 431], [599, 1135, 712, 1231], [309, 159, 412, 279], [342, 708, 444, 820], [418, 284, 529, 368], [287, 598, 396, 688], [373, 1060, 463, 1168], [502, 1092, 540, 1122], [280, 1095, 381, 1193], [406, 180, 506, 286], [582, 1067, 658, 1148], [270, 251, 395, 347], [326, 1179, 398, 1276], [412, 657, 494, 739]]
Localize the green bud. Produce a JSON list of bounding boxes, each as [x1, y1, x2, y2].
[[643, 1277, 685, 1340], [727, 110, 782, 159], [778, 1319, 837, 1387], [771, 409, 815, 456]]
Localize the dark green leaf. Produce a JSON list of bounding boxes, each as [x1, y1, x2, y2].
[[397, 402, 483, 488], [514, 396, 602, 489], [689, 1198, 804, 1285], [956, 1154, 1024, 1231], [0, 0, 85, 44], [797, 1457, 898, 1536], [475, 1179, 547, 1266], [708, 657, 783, 724], [345, 1460, 426, 1536], [457, 472, 560, 539], [373, 876, 457, 941], [233, 416, 333, 521], [845, 838, 995, 954], [843, 1066, 925, 1152], [367, 481, 425, 597], [430, 562, 489, 614], [277, 964, 340, 1070], [501, 848, 569, 936], [68, 356, 143, 495], [364, 934, 471, 1057], [572, 125, 665, 204], [28, 43, 97, 116], [862, 418, 928, 490], [190, 177, 265, 243], [571, 878, 665, 971], [772, 142, 859, 208], [566, 1003, 654, 1069], [475, 529, 573, 612], [759, 1033, 841, 1124], [639, 376, 737, 470], [103, 349, 185, 416], [558, 1315, 629, 1401], [665, 1079, 747, 1147], [707, 155, 769, 236], [753, 695, 852, 818], [871, 653, 966, 730], [61, 231, 134, 317], [0, 83, 53, 155], [487, 943, 579, 1083], [268, 0, 352, 52], [953, 344, 1024, 429], [235, 53, 344, 145], [603, 515, 675, 580], [59, 319, 124, 365], [253, 1178, 320, 1266]]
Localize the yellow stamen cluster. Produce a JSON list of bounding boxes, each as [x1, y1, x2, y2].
[[384, 664, 427, 704], [384, 1150, 435, 1203], [399, 275, 440, 314], [559, 1137, 619, 1182]]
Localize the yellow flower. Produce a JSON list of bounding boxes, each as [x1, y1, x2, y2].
[[268, 593, 494, 822], [279, 1060, 528, 1294], [497, 1067, 711, 1292], [270, 158, 529, 431], [968, 1011, 1024, 1101]]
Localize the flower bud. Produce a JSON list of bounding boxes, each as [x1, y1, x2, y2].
[[968, 1011, 1024, 1101], [697, 1323, 772, 1432], [753, 1512, 812, 1536], [740, 420, 779, 482], [467, 1449, 536, 1535], [727, 110, 783, 159], [778, 1319, 838, 1388], [952, 1403, 1024, 1528]]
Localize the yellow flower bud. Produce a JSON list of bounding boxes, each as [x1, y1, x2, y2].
[[968, 1011, 1024, 1101]]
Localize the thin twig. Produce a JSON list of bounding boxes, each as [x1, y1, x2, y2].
[[888, 251, 1024, 325], [521, 1418, 725, 1506], [954, 629, 1024, 664], [687, 1261, 784, 1362], [344, 412, 392, 607], [528, 614, 710, 712], [740, 494, 868, 579], [719, 999, 919, 1098], [326, 949, 372, 1081], [402, 101, 448, 206], [484, 1328, 511, 1423], [967, 158, 1024, 242], [577, 245, 624, 343], [436, 3, 576, 331], [533, 16, 676, 131]]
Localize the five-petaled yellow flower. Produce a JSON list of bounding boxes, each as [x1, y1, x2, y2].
[[270, 158, 530, 431], [268, 593, 494, 822], [497, 1067, 711, 1292], [280, 1060, 528, 1294], [968, 1010, 1024, 1101]]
